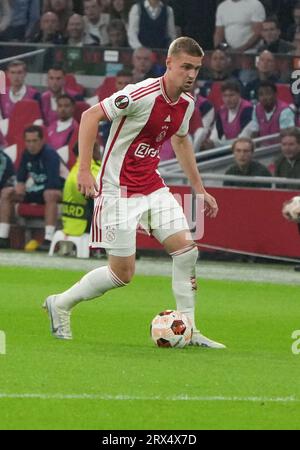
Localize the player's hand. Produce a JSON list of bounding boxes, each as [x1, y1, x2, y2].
[[203, 192, 219, 218], [77, 170, 99, 198]]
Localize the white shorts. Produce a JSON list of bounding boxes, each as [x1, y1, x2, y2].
[[90, 187, 190, 256]]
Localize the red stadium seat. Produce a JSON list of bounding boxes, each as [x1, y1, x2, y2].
[[276, 84, 293, 104], [96, 76, 116, 101], [65, 74, 85, 96], [6, 99, 42, 147], [207, 82, 223, 110], [189, 107, 203, 135], [74, 101, 90, 123], [17, 203, 45, 218]]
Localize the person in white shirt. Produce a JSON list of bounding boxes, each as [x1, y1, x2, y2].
[[0, 60, 40, 119], [127, 0, 176, 49], [0, 0, 11, 37], [214, 0, 266, 52], [83, 0, 110, 46]]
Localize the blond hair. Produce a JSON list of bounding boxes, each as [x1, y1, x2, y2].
[[168, 37, 204, 58]]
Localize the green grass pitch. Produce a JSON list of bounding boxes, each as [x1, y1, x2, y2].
[[0, 265, 300, 430]]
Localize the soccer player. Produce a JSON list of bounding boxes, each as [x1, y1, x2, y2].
[[44, 37, 226, 349]]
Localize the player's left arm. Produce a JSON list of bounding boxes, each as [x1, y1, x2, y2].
[[171, 134, 218, 218]]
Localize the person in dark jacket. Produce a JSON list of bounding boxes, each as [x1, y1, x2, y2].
[[224, 137, 272, 188], [15, 125, 63, 251], [275, 127, 300, 189], [0, 151, 15, 249], [257, 17, 295, 53]]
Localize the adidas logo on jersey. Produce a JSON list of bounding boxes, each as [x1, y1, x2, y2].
[[164, 115, 171, 122]]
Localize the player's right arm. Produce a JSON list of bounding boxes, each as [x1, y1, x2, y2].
[[77, 104, 108, 198]]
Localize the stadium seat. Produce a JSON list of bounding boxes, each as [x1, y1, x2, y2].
[[276, 84, 293, 104], [6, 99, 42, 147], [17, 203, 45, 218], [65, 74, 85, 96], [49, 230, 90, 258], [15, 203, 45, 248], [189, 107, 203, 135], [74, 101, 90, 123], [207, 82, 223, 110], [96, 76, 116, 101]]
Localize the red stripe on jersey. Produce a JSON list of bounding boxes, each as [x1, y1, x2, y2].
[[92, 197, 100, 242], [93, 196, 103, 243], [98, 197, 103, 243], [99, 116, 127, 195], [119, 94, 190, 196], [130, 80, 160, 97], [91, 201, 96, 242], [131, 82, 160, 99], [132, 88, 161, 102], [100, 101, 112, 121], [184, 92, 195, 101]]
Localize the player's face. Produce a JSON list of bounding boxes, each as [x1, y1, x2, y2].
[[7, 65, 26, 87], [24, 132, 44, 154], [167, 52, 202, 92], [281, 136, 300, 160], [222, 90, 240, 110], [233, 142, 253, 168], [57, 98, 74, 120], [47, 70, 65, 93]]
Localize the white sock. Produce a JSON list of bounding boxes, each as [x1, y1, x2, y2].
[[45, 225, 56, 241], [0, 223, 10, 239], [55, 266, 127, 311], [171, 245, 199, 331]]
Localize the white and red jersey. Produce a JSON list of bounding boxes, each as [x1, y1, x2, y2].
[[99, 76, 195, 197]]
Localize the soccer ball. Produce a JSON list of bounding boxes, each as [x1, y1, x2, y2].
[[282, 196, 300, 222], [150, 310, 193, 348]]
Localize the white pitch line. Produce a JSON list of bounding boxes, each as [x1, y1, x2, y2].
[[0, 393, 298, 403]]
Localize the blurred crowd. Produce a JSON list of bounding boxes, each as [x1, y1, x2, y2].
[[0, 1, 299, 53], [1, 0, 300, 252]]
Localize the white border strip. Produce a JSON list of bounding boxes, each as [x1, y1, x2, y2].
[[0, 393, 298, 403]]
